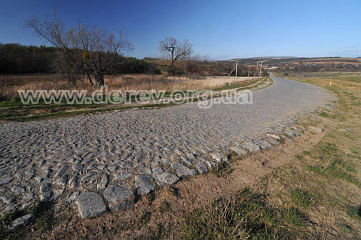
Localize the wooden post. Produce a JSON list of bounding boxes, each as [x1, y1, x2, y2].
[[235, 63, 238, 78]]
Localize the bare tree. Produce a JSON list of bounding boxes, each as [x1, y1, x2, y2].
[[159, 37, 192, 75], [25, 13, 133, 86]]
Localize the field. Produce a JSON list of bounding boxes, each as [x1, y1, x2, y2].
[[0, 74, 263, 122], [0, 74, 258, 100]]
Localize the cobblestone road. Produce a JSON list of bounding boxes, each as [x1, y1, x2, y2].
[[0, 74, 334, 218]]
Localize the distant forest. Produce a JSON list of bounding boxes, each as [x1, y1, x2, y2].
[[0, 43, 262, 77], [0, 43, 157, 74]]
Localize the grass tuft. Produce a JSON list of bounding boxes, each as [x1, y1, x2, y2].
[[183, 189, 296, 239], [347, 206, 361, 221], [282, 208, 306, 226], [290, 189, 314, 208], [319, 111, 330, 118], [212, 162, 233, 178]]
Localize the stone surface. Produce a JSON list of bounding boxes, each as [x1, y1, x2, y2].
[[171, 162, 197, 178], [72, 164, 84, 173], [253, 140, 272, 149], [1, 195, 15, 204], [200, 157, 217, 170], [196, 162, 208, 174], [0, 175, 13, 186], [34, 174, 49, 184], [242, 142, 261, 153], [266, 138, 279, 145], [285, 130, 295, 138], [55, 166, 68, 178], [135, 175, 155, 195], [211, 153, 223, 162], [66, 191, 80, 202], [153, 172, 179, 187], [230, 147, 248, 156], [22, 192, 34, 201], [76, 192, 107, 218], [10, 186, 26, 195], [10, 214, 35, 229], [113, 172, 133, 181], [103, 185, 134, 211], [266, 134, 281, 139], [54, 176, 67, 186]]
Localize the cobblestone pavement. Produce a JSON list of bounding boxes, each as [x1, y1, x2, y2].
[[0, 74, 335, 218]]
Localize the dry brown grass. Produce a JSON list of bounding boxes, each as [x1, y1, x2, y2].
[[0, 74, 258, 100], [110, 75, 256, 92]]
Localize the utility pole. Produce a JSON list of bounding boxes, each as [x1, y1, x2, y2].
[[259, 61, 263, 77], [227, 62, 238, 78], [235, 62, 238, 78], [247, 64, 250, 77]]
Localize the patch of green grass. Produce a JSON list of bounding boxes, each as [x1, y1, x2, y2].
[[348, 154, 361, 160], [347, 206, 361, 221], [30, 201, 54, 231], [212, 78, 262, 91], [344, 165, 357, 173], [0, 209, 32, 239], [211, 162, 233, 178], [340, 224, 352, 233], [282, 208, 306, 226], [213, 83, 246, 91], [339, 75, 361, 83], [319, 142, 338, 153], [182, 189, 292, 240], [303, 151, 311, 155], [290, 190, 313, 208], [308, 164, 361, 187], [319, 111, 330, 118], [307, 165, 322, 174], [0, 102, 176, 122], [0, 211, 17, 225], [327, 165, 359, 185]]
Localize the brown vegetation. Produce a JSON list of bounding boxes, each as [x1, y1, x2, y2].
[[0, 74, 258, 100]]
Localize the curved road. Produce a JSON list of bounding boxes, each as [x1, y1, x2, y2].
[[0, 74, 332, 215]]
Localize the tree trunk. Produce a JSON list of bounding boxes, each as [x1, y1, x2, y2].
[[95, 72, 104, 86], [86, 72, 94, 86], [170, 60, 175, 75]]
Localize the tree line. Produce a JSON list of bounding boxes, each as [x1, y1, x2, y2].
[[0, 43, 158, 76]]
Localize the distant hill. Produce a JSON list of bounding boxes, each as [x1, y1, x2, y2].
[[232, 56, 297, 60]]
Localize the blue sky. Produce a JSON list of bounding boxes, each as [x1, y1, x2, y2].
[[0, 0, 360, 60]]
